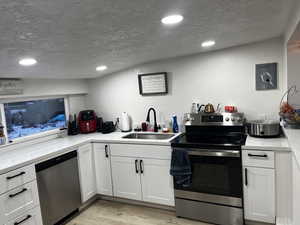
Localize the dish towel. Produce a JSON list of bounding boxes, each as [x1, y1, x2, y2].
[[170, 148, 192, 187]]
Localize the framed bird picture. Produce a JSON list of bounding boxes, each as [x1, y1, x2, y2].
[[255, 63, 278, 90]]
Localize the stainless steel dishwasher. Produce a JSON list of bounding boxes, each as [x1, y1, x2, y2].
[[36, 150, 81, 225]]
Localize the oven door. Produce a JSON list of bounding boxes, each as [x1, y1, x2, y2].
[[174, 148, 243, 206]]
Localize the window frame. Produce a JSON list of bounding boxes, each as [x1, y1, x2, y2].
[[0, 96, 69, 144]]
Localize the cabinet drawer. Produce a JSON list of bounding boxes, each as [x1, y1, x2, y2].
[[0, 165, 36, 195], [242, 150, 274, 168], [110, 144, 171, 159], [0, 181, 40, 222], [5, 206, 43, 225]]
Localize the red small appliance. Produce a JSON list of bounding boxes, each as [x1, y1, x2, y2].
[[78, 110, 97, 133]]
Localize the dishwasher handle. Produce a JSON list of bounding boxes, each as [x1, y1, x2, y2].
[[36, 151, 78, 172]]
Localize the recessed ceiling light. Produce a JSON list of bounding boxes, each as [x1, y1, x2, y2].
[[18, 58, 37, 66], [201, 40, 216, 48], [96, 65, 107, 71], [161, 14, 183, 25]]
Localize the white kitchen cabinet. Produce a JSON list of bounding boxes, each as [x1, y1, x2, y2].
[[111, 156, 142, 201], [243, 166, 275, 224], [110, 143, 174, 206], [140, 158, 174, 206], [78, 143, 97, 203], [0, 181, 40, 223], [0, 164, 36, 195], [93, 143, 113, 196], [6, 206, 43, 225]]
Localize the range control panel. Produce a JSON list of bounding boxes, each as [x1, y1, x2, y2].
[[185, 112, 245, 126]]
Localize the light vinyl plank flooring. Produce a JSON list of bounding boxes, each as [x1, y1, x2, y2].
[[66, 200, 211, 225]]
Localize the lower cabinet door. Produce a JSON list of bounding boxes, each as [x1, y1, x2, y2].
[[243, 167, 275, 223], [6, 206, 43, 225], [140, 159, 174, 206], [93, 143, 113, 196], [0, 181, 40, 222], [111, 156, 142, 201], [78, 144, 97, 203]]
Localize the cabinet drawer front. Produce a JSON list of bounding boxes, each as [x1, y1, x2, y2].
[[242, 150, 274, 168], [0, 165, 36, 195], [110, 144, 171, 159], [0, 181, 40, 222], [6, 206, 43, 225]]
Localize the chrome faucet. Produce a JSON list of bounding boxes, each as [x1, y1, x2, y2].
[[146, 108, 158, 132]]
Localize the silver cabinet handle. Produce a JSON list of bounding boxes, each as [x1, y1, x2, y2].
[[187, 150, 240, 158]]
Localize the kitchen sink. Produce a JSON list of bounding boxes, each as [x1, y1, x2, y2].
[[122, 133, 176, 140]]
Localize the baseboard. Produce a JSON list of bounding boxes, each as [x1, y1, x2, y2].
[[79, 195, 98, 212], [276, 217, 292, 225], [99, 195, 175, 212], [245, 220, 274, 225]]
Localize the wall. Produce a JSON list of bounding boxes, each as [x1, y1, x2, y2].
[[87, 38, 284, 128], [283, 3, 300, 225], [283, 0, 300, 94], [0, 78, 88, 114], [0, 79, 88, 98], [284, 0, 300, 44]]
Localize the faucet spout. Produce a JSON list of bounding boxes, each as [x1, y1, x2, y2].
[[146, 108, 158, 132]]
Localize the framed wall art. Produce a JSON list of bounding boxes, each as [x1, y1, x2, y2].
[[138, 72, 168, 96], [255, 63, 278, 90]]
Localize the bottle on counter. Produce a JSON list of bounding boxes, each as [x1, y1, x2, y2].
[[172, 115, 179, 133], [191, 103, 198, 114], [0, 123, 6, 145]]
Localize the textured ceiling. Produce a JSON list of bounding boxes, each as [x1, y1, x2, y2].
[[0, 0, 295, 78]]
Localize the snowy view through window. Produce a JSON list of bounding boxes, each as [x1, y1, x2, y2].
[[4, 98, 66, 140]]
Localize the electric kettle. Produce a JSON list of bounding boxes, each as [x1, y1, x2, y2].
[[121, 112, 131, 132]]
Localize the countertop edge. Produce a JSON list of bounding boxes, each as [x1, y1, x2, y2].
[[0, 132, 179, 175], [241, 146, 291, 152]]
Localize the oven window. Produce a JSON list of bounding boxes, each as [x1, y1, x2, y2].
[[174, 155, 242, 198]]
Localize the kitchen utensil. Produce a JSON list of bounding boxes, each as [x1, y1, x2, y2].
[[204, 103, 215, 113], [247, 120, 280, 137]]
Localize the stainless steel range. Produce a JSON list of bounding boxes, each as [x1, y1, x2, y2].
[[171, 112, 246, 225]]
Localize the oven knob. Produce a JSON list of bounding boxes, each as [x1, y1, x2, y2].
[[231, 118, 235, 122], [225, 117, 230, 121]]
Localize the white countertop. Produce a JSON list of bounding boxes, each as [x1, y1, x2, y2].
[[283, 128, 300, 163], [243, 135, 291, 152], [0, 132, 181, 175]]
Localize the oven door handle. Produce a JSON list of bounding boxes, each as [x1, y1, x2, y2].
[[187, 150, 240, 157]]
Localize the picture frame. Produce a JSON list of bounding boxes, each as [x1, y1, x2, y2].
[[255, 63, 278, 90], [138, 72, 168, 96]]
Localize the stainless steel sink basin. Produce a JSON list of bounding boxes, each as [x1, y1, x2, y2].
[[122, 133, 175, 140]]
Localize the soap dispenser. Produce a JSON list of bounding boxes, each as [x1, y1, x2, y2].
[[172, 115, 179, 133]]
